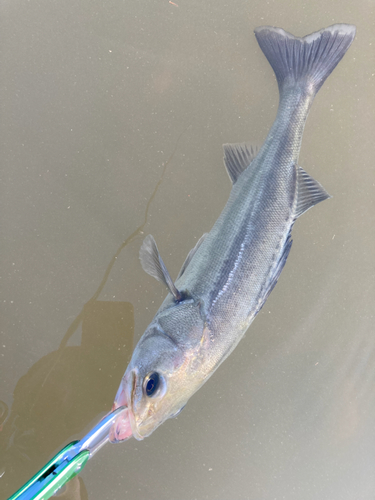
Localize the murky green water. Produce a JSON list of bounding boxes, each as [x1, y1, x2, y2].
[[1, 1, 374, 499]]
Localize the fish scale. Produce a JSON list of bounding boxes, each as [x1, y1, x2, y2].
[[110, 23, 356, 443]]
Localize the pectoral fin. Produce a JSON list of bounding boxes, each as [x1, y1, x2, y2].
[[294, 166, 331, 218], [254, 232, 293, 317], [140, 235, 182, 301], [169, 405, 186, 419], [223, 142, 258, 184]]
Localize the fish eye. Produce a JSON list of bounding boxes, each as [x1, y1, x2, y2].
[[144, 372, 162, 397]]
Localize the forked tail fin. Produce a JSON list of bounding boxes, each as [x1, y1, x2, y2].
[[254, 24, 356, 95]]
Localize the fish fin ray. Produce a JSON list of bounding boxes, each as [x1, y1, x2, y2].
[[294, 165, 331, 218], [254, 24, 356, 95], [169, 405, 186, 419], [223, 142, 258, 184], [139, 235, 182, 301], [177, 233, 208, 280], [254, 232, 293, 316]]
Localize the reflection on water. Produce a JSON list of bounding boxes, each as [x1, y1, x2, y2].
[[0, 300, 133, 498], [1, 1, 374, 499], [0, 135, 186, 498], [54, 477, 88, 500]]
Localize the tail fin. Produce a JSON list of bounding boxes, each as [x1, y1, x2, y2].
[[254, 24, 356, 95]]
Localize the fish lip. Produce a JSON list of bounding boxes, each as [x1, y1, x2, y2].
[[110, 369, 143, 443]]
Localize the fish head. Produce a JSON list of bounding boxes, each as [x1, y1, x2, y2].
[[110, 298, 209, 441]]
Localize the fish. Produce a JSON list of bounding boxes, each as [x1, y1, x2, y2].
[[109, 23, 356, 442]]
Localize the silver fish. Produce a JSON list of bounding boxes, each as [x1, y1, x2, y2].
[[110, 23, 356, 442]]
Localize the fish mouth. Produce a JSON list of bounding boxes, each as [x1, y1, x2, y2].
[[109, 370, 142, 442]]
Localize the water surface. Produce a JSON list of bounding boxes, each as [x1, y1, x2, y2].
[[1, 0, 374, 499]]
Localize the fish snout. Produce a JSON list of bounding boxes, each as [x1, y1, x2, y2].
[[110, 369, 139, 443]]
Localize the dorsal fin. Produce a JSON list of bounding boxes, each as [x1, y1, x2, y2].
[[177, 233, 208, 280], [294, 166, 331, 218], [223, 143, 258, 184], [139, 235, 182, 301]]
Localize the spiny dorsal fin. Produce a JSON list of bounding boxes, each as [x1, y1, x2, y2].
[[294, 166, 331, 218], [177, 233, 208, 280], [140, 235, 182, 301], [223, 143, 258, 184]]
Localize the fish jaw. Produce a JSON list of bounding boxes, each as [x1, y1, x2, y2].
[[109, 405, 133, 443], [109, 370, 142, 442]]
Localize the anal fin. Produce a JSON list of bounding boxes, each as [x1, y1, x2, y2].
[[294, 166, 331, 218]]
